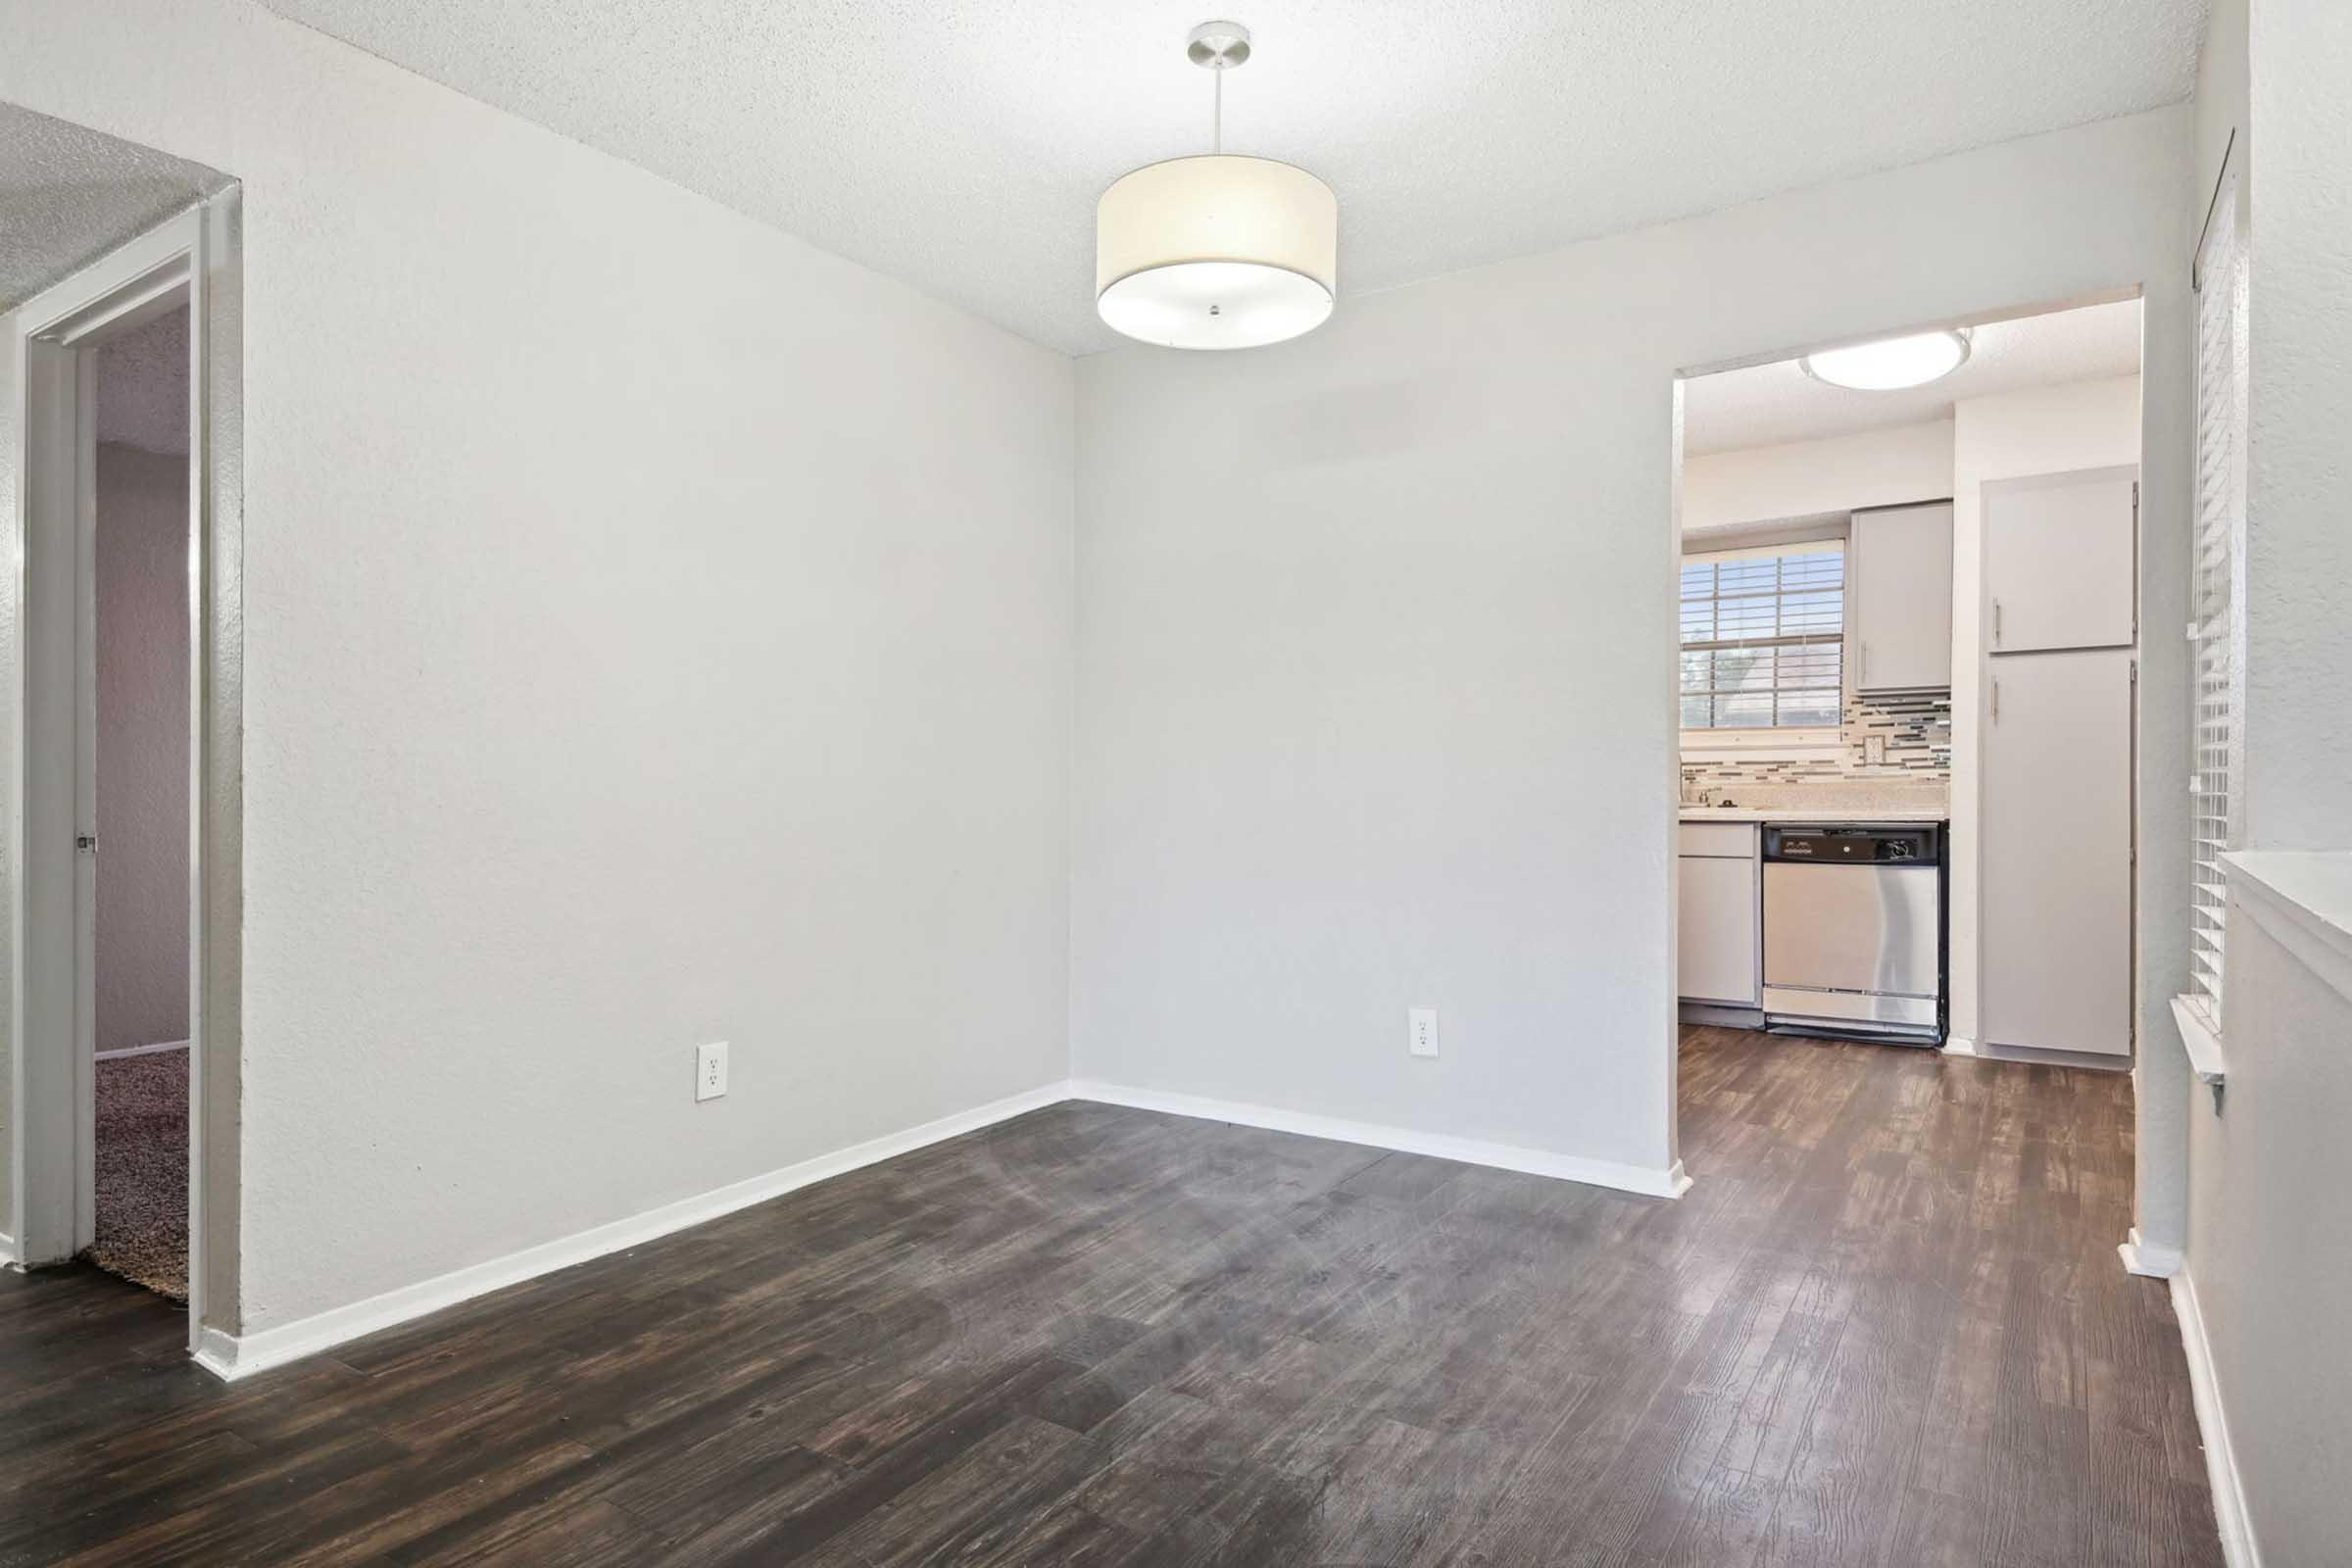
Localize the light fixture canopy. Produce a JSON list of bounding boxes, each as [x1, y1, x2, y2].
[[1096, 22, 1339, 350], [1799, 327, 1973, 391]]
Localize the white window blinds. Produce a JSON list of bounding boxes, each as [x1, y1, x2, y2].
[[2188, 175, 2248, 1028], [1680, 542, 1845, 729]]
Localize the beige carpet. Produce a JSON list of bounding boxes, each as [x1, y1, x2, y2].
[[90, 1052, 188, 1300]]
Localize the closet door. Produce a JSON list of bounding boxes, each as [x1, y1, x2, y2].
[[1984, 467, 2136, 654], [1980, 649, 2133, 1055]]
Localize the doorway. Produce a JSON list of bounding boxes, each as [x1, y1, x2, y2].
[[7, 191, 243, 1359], [84, 302, 194, 1299], [1666, 294, 2149, 1162]]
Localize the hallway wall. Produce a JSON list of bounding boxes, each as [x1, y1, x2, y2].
[[94, 306, 192, 1054]]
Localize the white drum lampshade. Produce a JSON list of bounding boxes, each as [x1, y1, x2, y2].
[[1096, 154, 1339, 350]]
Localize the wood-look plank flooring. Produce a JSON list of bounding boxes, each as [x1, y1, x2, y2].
[[0, 1027, 2222, 1565]]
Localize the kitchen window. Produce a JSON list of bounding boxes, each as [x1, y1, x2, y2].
[[1680, 542, 1845, 731]]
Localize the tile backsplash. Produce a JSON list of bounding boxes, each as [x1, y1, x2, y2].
[[1682, 690, 1952, 786]]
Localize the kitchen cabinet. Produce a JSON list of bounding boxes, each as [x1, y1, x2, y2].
[[1984, 467, 2137, 654], [1678, 823, 1759, 1006], [1851, 500, 1953, 692], [1981, 648, 2133, 1055]]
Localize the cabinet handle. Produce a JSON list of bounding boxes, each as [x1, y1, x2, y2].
[[1993, 599, 2003, 646], [1991, 679, 2000, 723]]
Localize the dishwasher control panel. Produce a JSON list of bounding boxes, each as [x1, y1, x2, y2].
[[1762, 824, 1942, 863]]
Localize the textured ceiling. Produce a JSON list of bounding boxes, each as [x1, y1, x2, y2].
[[256, 0, 2204, 355], [0, 103, 228, 316], [1682, 298, 2143, 456]]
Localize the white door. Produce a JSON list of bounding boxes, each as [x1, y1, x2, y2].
[[1851, 501, 1952, 691], [1981, 649, 2133, 1055], [1984, 468, 2136, 654], [1678, 853, 1758, 1005]]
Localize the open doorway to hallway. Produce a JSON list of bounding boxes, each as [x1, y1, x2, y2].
[[5, 101, 241, 1356], [85, 303, 194, 1301]]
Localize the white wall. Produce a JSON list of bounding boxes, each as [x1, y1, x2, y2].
[[94, 440, 191, 1054], [1947, 373, 2143, 1047], [0, 1, 1074, 1331], [1074, 110, 2193, 1184], [1680, 419, 1953, 537], [2185, 872, 2352, 1563], [2169, 3, 2352, 1561], [2240, 0, 2352, 852]]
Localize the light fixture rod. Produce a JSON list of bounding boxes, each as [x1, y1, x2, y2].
[[1188, 20, 1250, 155]]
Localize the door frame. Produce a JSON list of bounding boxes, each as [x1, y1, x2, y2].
[[6, 196, 244, 1358]]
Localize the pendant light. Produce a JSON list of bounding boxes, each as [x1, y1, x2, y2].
[[1096, 22, 1339, 350]]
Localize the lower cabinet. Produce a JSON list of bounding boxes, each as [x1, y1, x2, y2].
[[1679, 831, 1760, 1006]]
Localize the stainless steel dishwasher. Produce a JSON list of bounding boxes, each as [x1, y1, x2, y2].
[[1761, 822, 1944, 1044]]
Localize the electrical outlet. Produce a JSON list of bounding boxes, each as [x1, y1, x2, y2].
[[696, 1041, 729, 1102], [1407, 1007, 1440, 1058]]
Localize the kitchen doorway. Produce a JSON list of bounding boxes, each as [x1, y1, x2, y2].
[[1668, 294, 2149, 1100]]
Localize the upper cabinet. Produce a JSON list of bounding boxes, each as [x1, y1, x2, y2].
[[1983, 467, 2137, 654], [1851, 500, 1953, 692]]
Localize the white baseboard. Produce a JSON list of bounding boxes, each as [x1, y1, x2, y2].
[[0, 1229, 16, 1267], [2117, 1225, 2182, 1279], [2172, 1268, 2260, 1568], [95, 1039, 190, 1061], [191, 1076, 1694, 1385], [1943, 1037, 2130, 1072], [192, 1078, 1076, 1384], [1067, 1079, 1693, 1200]]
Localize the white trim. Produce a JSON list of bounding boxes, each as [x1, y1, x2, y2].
[[93, 1039, 190, 1062], [191, 1077, 1699, 1384], [1940, 1035, 1978, 1056], [193, 1079, 1075, 1383], [2223, 852, 2352, 1004], [2172, 1269, 2261, 1567], [2116, 1225, 2181, 1278], [1067, 1079, 1694, 1199], [0, 1229, 15, 1266], [2170, 995, 2228, 1090], [1683, 537, 1846, 567], [1945, 1038, 2132, 1072]]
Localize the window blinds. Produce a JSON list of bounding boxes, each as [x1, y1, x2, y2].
[[1679, 543, 1845, 729], [2187, 176, 2247, 1028]]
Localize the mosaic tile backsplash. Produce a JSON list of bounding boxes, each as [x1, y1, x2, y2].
[[1681, 689, 1952, 786]]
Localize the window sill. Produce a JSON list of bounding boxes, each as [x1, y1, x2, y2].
[[2170, 994, 2227, 1114], [1681, 727, 1841, 763]]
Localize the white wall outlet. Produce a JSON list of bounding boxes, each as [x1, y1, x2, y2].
[[1864, 734, 1887, 766], [696, 1041, 729, 1102], [1407, 1006, 1440, 1058]]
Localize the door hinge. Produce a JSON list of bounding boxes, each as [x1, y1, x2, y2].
[[74, 834, 97, 854]]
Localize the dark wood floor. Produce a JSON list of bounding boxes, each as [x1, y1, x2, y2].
[[1, 1027, 2221, 1566]]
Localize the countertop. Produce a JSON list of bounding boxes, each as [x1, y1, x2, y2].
[[1678, 808, 1949, 823]]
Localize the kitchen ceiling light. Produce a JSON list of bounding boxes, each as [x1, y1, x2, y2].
[[1096, 22, 1338, 351], [1799, 327, 1973, 391]]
